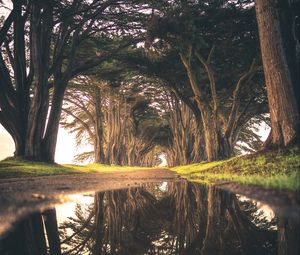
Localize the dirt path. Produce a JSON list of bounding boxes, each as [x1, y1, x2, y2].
[[0, 168, 177, 236]]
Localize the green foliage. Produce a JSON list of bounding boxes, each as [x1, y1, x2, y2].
[[171, 147, 300, 191]]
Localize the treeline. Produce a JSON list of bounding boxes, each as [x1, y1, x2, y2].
[[0, 0, 298, 166]]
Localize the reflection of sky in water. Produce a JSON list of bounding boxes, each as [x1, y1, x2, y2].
[[56, 194, 94, 224], [57, 183, 169, 224], [53, 182, 281, 255], [57, 183, 169, 225], [2, 181, 298, 255], [237, 195, 275, 222]]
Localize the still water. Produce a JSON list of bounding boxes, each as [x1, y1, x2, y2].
[[0, 180, 299, 255]]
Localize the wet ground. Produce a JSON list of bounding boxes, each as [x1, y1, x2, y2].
[[0, 169, 299, 254], [0, 169, 176, 236]]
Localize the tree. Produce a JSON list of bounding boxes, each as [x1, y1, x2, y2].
[[255, 0, 300, 147], [144, 0, 269, 161], [0, 0, 145, 162], [116, 44, 268, 164]]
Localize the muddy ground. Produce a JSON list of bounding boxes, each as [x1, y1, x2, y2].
[[0, 168, 299, 237]]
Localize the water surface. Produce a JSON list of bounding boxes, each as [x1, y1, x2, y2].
[[1, 180, 299, 255]]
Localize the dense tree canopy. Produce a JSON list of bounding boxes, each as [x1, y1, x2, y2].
[[0, 0, 298, 165]]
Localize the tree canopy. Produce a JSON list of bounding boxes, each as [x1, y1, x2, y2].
[[0, 0, 298, 165]]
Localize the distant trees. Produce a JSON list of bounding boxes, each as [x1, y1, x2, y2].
[[255, 0, 300, 147], [61, 75, 169, 166]]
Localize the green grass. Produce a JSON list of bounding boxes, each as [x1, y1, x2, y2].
[[171, 147, 300, 191], [1, 148, 299, 191], [0, 157, 153, 179]]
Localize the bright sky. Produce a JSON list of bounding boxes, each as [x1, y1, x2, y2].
[[0, 126, 14, 160], [0, 125, 79, 163]]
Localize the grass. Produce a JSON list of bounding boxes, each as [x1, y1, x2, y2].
[[171, 147, 300, 191], [1, 147, 299, 191], [0, 157, 153, 179]]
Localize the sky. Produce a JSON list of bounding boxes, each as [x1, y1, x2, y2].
[[0, 125, 79, 163], [0, 126, 14, 160]]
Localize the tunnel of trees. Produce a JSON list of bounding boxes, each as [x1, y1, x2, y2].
[[0, 0, 299, 165]]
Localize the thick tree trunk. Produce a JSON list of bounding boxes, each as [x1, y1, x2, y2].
[[200, 104, 232, 161], [25, 2, 53, 161], [201, 107, 219, 161], [43, 81, 68, 162], [255, 0, 300, 147], [180, 51, 234, 162]]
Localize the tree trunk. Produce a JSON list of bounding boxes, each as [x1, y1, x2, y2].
[[255, 0, 300, 147], [95, 87, 105, 163], [25, 1, 53, 161], [200, 104, 232, 161], [43, 80, 69, 162]]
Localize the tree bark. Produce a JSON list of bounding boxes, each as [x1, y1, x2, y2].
[[180, 50, 233, 161], [255, 0, 300, 147], [95, 87, 106, 163], [25, 1, 53, 161], [43, 80, 68, 162]]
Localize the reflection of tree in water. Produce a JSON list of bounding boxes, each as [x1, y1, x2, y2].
[[164, 182, 278, 255], [0, 208, 61, 255], [58, 181, 281, 255], [1, 181, 297, 255], [59, 187, 159, 254]]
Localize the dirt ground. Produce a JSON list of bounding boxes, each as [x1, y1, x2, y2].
[[0, 168, 299, 237]]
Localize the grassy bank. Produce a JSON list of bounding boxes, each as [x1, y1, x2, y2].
[[171, 147, 300, 191], [0, 157, 153, 179]]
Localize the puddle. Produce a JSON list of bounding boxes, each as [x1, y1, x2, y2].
[[0, 180, 299, 254]]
